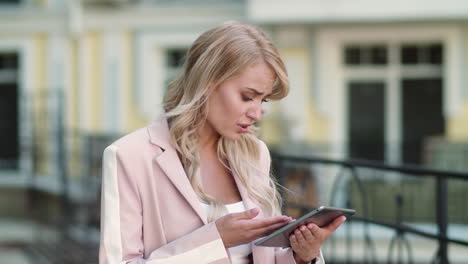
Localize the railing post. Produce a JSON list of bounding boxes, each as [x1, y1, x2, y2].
[[436, 176, 448, 264]]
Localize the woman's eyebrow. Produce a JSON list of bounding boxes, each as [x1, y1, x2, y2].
[[246, 87, 272, 97]]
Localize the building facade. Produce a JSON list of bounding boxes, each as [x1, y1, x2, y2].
[[1, 0, 468, 210]]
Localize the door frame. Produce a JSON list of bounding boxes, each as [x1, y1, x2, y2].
[[315, 23, 463, 162]]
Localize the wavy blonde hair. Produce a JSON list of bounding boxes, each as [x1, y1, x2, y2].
[[163, 21, 289, 222]]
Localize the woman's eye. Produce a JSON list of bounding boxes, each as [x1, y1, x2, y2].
[[262, 99, 270, 103], [242, 95, 253, 101]]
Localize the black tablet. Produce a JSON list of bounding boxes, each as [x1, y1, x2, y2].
[[254, 206, 355, 248]]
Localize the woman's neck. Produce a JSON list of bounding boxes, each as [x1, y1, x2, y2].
[[198, 122, 220, 153]]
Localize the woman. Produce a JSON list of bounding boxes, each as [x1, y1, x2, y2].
[[99, 21, 345, 264]]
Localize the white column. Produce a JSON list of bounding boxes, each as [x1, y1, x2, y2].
[[78, 36, 90, 131], [48, 34, 69, 177], [102, 31, 124, 133], [281, 54, 306, 141]]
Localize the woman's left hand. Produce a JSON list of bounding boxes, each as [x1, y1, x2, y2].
[[290, 215, 347, 263]]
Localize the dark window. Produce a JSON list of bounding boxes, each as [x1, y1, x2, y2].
[[401, 45, 419, 64], [0, 53, 19, 170], [401, 78, 444, 165], [370, 46, 387, 65], [344, 46, 361, 65], [345, 45, 387, 66], [347, 82, 385, 161], [0, 53, 18, 69], [167, 49, 187, 68], [428, 44, 443, 65]]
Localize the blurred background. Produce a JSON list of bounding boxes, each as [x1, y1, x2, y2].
[[0, 0, 467, 263]]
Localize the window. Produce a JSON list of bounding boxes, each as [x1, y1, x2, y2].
[[400, 43, 443, 65], [0, 53, 19, 170], [344, 45, 388, 66], [165, 48, 188, 87], [0, 53, 18, 69], [342, 42, 444, 165]]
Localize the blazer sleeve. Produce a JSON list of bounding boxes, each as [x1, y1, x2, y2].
[[99, 145, 230, 264], [257, 141, 326, 264]]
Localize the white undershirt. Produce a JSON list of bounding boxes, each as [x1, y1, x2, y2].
[[200, 201, 252, 264]]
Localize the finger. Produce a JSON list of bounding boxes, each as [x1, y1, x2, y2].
[[247, 215, 290, 230], [301, 225, 315, 241], [294, 227, 306, 244], [323, 216, 346, 232], [233, 208, 260, 220], [290, 234, 299, 249], [306, 223, 321, 237]]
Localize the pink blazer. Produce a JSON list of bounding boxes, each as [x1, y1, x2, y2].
[[99, 117, 324, 264]]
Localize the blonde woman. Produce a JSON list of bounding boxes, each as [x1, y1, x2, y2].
[[99, 21, 345, 264]]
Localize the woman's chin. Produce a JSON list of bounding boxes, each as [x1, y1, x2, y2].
[[222, 133, 242, 141]]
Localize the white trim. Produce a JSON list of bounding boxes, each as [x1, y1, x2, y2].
[[0, 37, 35, 185], [0, 4, 244, 34], [0, 9, 67, 34], [48, 34, 69, 177], [249, 0, 468, 23], [78, 36, 90, 131], [102, 31, 123, 133], [83, 4, 244, 31], [281, 53, 307, 141], [386, 41, 401, 164], [135, 30, 201, 119], [317, 24, 464, 160]]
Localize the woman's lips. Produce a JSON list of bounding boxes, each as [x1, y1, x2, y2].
[[238, 124, 250, 133]]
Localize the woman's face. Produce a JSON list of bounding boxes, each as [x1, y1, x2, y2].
[[203, 63, 275, 141]]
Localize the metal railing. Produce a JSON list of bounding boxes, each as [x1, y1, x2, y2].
[[273, 153, 468, 264]]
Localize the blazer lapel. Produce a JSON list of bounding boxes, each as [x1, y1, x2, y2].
[[147, 117, 208, 225]]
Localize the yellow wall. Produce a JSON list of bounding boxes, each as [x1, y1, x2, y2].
[[305, 102, 330, 143], [260, 46, 330, 146], [259, 103, 282, 145], [447, 101, 468, 140], [32, 0, 47, 6], [447, 23, 468, 141], [123, 31, 149, 132], [34, 34, 50, 175], [68, 38, 81, 178], [69, 39, 78, 131], [87, 32, 103, 133]]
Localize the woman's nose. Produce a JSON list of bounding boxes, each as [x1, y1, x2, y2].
[[247, 105, 262, 121]]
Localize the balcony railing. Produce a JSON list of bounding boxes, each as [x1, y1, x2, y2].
[[272, 153, 468, 264]]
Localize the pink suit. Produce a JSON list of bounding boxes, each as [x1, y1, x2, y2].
[[99, 117, 324, 264]]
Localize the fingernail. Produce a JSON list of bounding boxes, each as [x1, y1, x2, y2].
[[251, 208, 259, 214]]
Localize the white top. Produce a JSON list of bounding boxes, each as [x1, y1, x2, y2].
[[200, 201, 252, 264]]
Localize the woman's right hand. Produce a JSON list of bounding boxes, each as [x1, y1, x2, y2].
[[215, 208, 291, 248]]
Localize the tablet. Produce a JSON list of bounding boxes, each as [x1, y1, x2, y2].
[[254, 206, 355, 248]]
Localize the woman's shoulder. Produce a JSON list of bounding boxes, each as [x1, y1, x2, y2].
[[103, 119, 168, 161], [110, 127, 150, 150], [102, 128, 149, 162]]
